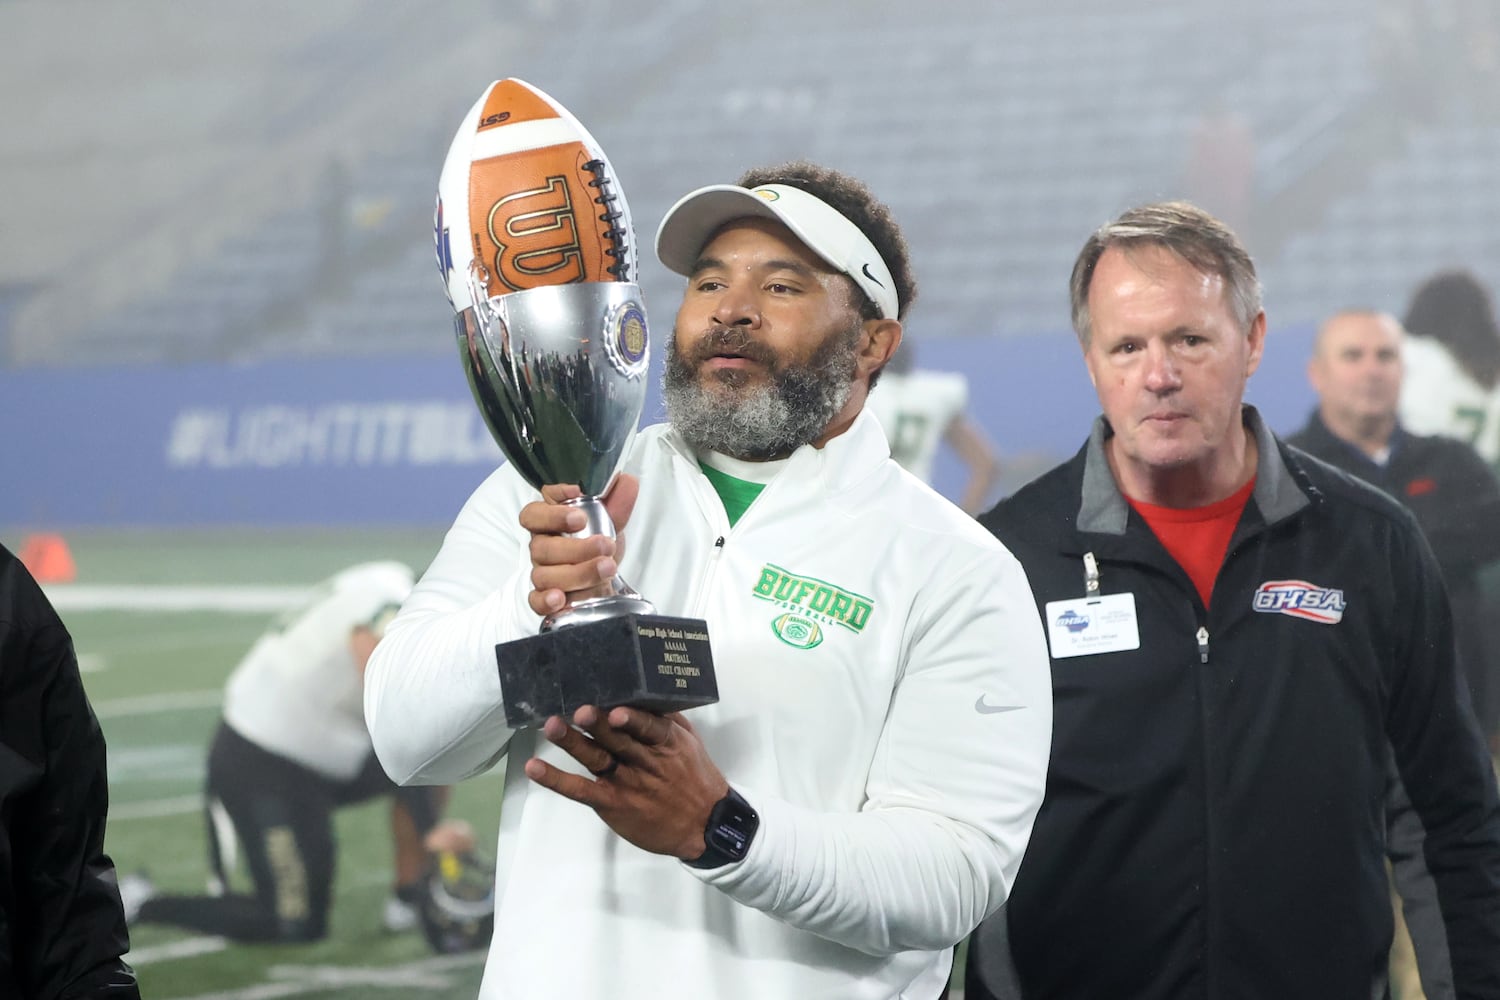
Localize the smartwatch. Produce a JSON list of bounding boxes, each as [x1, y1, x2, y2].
[[685, 786, 759, 869]]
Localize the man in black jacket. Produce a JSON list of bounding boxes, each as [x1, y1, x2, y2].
[[1290, 309, 1500, 744], [0, 542, 140, 999], [1290, 309, 1500, 1000], [965, 202, 1500, 999]]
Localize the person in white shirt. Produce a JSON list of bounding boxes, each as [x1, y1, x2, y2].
[[1398, 269, 1500, 469], [124, 561, 474, 943], [867, 347, 1001, 514], [365, 160, 1053, 1000]]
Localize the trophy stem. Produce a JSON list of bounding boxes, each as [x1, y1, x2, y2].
[[540, 494, 657, 632], [562, 495, 616, 542]]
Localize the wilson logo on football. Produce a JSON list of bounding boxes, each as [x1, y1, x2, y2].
[[483, 173, 587, 291], [1251, 580, 1346, 624]]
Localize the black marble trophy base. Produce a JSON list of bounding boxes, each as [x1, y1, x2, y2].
[[495, 613, 718, 728]]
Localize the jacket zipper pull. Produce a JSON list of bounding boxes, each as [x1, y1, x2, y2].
[[1196, 626, 1210, 664], [714, 536, 725, 548]]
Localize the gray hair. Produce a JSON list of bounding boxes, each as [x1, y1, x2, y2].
[[1069, 201, 1263, 344]]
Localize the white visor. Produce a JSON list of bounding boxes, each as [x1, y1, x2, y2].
[[655, 183, 899, 320]]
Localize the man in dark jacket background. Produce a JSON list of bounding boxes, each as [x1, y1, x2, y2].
[[965, 202, 1500, 999], [1290, 308, 1500, 744], [0, 542, 140, 999], [1289, 308, 1500, 999]]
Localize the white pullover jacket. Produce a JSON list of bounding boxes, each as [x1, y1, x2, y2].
[[364, 412, 1051, 999]]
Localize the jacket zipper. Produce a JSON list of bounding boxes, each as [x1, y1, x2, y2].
[[688, 534, 727, 619], [1194, 593, 1219, 998], [1196, 614, 1218, 1000]]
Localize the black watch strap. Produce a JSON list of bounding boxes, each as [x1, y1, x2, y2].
[[685, 786, 759, 870]]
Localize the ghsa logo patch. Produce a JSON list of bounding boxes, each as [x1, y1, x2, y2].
[[1251, 580, 1346, 624], [1055, 609, 1090, 633]]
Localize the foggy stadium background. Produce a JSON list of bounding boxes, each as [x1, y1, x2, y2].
[[1, 0, 1498, 993]]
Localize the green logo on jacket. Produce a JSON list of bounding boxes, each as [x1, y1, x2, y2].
[[752, 563, 873, 635], [771, 613, 824, 649]]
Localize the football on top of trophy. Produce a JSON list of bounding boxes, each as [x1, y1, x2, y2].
[[434, 78, 637, 312]]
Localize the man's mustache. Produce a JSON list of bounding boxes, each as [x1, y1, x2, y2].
[[683, 326, 778, 368]]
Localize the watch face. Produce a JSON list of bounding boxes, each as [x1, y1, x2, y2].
[[708, 816, 749, 856], [707, 793, 758, 859]]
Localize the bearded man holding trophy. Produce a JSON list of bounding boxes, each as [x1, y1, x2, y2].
[[364, 79, 1052, 1000]]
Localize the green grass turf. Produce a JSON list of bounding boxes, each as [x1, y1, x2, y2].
[[31, 526, 447, 585]]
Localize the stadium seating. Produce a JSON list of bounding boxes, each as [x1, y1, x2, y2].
[[9, 0, 1498, 366]]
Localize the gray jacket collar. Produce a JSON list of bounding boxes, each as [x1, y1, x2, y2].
[[1077, 404, 1309, 535]]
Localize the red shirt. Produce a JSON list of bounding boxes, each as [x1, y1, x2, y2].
[[1127, 478, 1255, 607]]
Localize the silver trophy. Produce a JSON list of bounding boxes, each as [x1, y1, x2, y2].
[[456, 266, 654, 629], [455, 265, 718, 727]]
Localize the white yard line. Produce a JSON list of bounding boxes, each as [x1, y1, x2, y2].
[[112, 794, 203, 821], [45, 584, 311, 613], [126, 936, 228, 965], [96, 689, 222, 719], [168, 952, 486, 1000]]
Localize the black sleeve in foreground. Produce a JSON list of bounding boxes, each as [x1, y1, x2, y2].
[[13, 625, 141, 1000]]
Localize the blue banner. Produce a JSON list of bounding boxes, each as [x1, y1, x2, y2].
[[2, 356, 508, 526]]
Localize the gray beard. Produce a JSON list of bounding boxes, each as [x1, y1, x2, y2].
[[663, 324, 860, 461]]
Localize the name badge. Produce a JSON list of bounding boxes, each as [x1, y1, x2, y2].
[[1044, 593, 1140, 659]]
